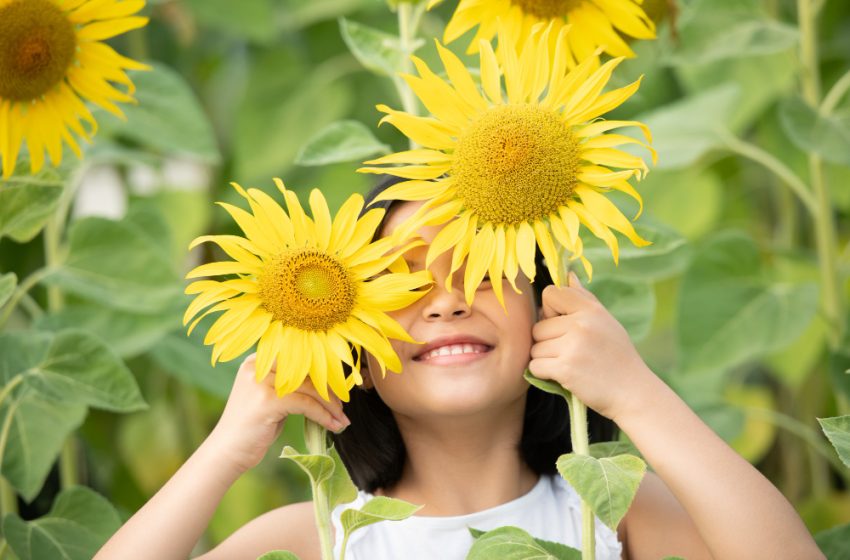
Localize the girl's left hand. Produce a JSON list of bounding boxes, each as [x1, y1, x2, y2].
[[528, 270, 655, 422]]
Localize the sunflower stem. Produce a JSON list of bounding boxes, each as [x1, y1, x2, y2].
[[304, 419, 335, 560], [569, 393, 595, 560], [396, 1, 422, 148], [798, 0, 846, 350], [0, 267, 52, 329]]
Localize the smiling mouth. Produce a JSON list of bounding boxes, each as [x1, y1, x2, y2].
[[413, 343, 493, 362]]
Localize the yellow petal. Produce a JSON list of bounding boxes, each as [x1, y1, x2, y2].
[[464, 223, 496, 306], [516, 221, 537, 282]]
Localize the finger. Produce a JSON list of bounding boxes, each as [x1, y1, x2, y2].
[[532, 315, 572, 342], [541, 285, 590, 319], [527, 357, 567, 384], [530, 337, 565, 359], [289, 376, 349, 424], [281, 392, 349, 433]]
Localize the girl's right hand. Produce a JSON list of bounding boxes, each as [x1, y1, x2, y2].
[[205, 353, 352, 475]]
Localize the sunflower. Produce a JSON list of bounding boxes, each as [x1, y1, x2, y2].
[[358, 25, 655, 307], [0, 0, 149, 178], [428, 0, 655, 60], [184, 179, 432, 403]]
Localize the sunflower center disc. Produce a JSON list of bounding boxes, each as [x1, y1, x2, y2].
[[453, 104, 581, 225], [512, 0, 579, 19], [0, 0, 76, 101], [258, 249, 356, 331]]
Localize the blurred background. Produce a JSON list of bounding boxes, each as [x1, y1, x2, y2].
[[0, 0, 849, 556]]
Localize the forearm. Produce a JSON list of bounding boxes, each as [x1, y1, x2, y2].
[[94, 439, 242, 560], [616, 370, 823, 560]]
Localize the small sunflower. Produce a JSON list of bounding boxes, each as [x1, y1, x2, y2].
[[184, 179, 432, 403], [428, 0, 655, 59], [0, 0, 149, 178], [358, 25, 655, 307]]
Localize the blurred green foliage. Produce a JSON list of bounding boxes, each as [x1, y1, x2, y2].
[[0, 0, 849, 557]]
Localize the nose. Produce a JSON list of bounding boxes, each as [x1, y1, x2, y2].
[[420, 283, 471, 321]]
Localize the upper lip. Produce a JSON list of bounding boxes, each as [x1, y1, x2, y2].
[[412, 335, 493, 360]]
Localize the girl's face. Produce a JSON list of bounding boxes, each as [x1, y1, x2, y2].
[[363, 201, 538, 418]]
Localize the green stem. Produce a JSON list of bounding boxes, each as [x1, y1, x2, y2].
[[569, 394, 595, 559], [798, 0, 846, 349], [719, 131, 818, 217], [820, 68, 850, 116], [304, 419, 334, 560], [0, 267, 52, 329], [395, 2, 426, 149]]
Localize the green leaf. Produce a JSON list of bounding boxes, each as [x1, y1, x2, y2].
[[280, 447, 336, 487], [0, 272, 16, 308], [99, 63, 220, 163], [669, 19, 798, 66], [676, 230, 819, 375], [634, 84, 739, 169], [582, 276, 654, 342], [779, 95, 850, 166], [296, 120, 390, 166], [588, 441, 641, 460], [556, 453, 647, 530], [818, 416, 850, 469], [256, 552, 302, 560], [0, 181, 63, 243], [0, 390, 86, 501], [35, 303, 177, 359], [579, 220, 691, 281], [327, 444, 358, 509], [633, 167, 724, 240], [340, 496, 423, 538], [523, 370, 570, 401], [0, 330, 146, 412], [45, 209, 182, 313], [4, 486, 122, 560], [148, 326, 235, 399], [185, 0, 275, 43], [814, 522, 850, 559], [339, 18, 408, 77], [466, 526, 581, 560]]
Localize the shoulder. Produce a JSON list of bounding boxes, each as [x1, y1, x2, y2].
[[619, 471, 712, 560], [195, 501, 324, 560]]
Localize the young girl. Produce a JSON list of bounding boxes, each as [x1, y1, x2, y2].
[[96, 178, 823, 560]]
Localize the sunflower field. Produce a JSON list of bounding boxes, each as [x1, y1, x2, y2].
[[0, 0, 849, 558]]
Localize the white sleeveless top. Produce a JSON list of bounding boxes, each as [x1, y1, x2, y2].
[[331, 473, 623, 559]]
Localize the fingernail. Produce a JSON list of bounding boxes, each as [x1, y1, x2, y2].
[[331, 419, 346, 433], [570, 271, 580, 285]]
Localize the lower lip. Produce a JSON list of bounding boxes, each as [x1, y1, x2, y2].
[[414, 349, 492, 366]]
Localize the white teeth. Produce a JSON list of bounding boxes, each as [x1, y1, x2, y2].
[[421, 343, 488, 360]]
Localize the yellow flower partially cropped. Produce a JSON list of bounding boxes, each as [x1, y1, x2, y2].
[[184, 179, 432, 403], [0, 0, 150, 178], [359, 25, 655, 307], [428, 0, 655, 59]]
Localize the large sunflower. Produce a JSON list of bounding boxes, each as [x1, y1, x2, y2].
[[184, 179, 432, 403], [0, 0, 149, 178], [428, 0, 655, 59], [358, 25, 655, 307]]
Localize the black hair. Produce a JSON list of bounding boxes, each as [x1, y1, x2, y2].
[[329, 175, 618, 493]]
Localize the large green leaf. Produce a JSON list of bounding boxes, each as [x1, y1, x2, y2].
[[523, 370, 571, 401], [35, 303, 178, 358], [148, 327, 236, 399], [280, 447, 336, 487], [818, 416, 850, 469], [579, 220, 691, 281], [340, 496, 422, 537], [668, 19, 798, 66], [99, 63, 220, 163], [45, 209, 182, 313], [3, 486, 122, 560], [0, 330, 145, 412], [676, 230, 819, 375], [0, 181, 63, 243], [185, 0, 275, 43], [328, 444, 358, 509], [466, 526, 581, 560], [815, 522, 850, 559], [583, 276, 654, 342], [0, 272, 16, 308], [296, 120, 390, 166], [779, 95, 850, 166], [339, 18, 409, 77], [0, 390, 86, 501], [556, 453, 646, 530], [633, 84, 739, 169], [635, 167, 724, 240]]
